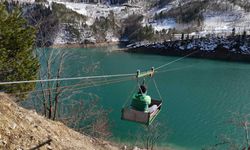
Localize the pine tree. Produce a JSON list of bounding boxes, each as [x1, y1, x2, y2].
[[232, 27, 236, 37], [0, 3, 39, 100]]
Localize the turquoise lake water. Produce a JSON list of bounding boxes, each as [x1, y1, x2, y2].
[[35, 47, 250, 149]]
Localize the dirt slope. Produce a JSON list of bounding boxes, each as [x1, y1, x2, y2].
[[0, 93, 119, 150]]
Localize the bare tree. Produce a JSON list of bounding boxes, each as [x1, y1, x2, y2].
[[23, 3, 112, 138], [228, 112, 250, 149], [204, 112, 250, 150], [36, 48, 71, 120], [58, 96, 112, 138], [202, 134, 238, 150], [134, 122, 168, 150]]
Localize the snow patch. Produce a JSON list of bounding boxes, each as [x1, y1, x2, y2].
[[106, 31, 119, 42], [54, 1, 141, 26], [149, 19, 176, 31]]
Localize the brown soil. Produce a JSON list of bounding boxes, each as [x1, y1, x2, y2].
[[0, 93, 120, 150]]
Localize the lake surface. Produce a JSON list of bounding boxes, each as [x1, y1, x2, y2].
[[37, 47, 250, 149]]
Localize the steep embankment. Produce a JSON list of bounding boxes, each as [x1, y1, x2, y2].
[[0, 93, 119, 150]]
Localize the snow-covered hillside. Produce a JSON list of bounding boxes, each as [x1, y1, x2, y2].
[[54, 2, 142, 26], [20, 0, 250, 45], [48, 1, 144, 45], [146, 0, 250, 36], [203, 9, 250, 34]]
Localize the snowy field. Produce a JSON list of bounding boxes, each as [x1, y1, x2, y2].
[[145, 0, 250, 35], [54, 1, 141, 26], [46, 0, 250, 44], [53, 0, 250, 35]]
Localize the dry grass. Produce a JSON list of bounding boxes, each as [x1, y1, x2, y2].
[[0, 93, 119, 150]]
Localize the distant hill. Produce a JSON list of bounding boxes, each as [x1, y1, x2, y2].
[[8, 0, 250, 45]]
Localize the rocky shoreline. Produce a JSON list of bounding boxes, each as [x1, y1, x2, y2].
[[126, 35, 250, 62], [51, 41, 120, 48], [50, 41, 129, 51], [49, 35, 250, 63]]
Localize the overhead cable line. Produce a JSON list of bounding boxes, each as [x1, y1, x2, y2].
[[0, 50, 198, 86], [155, 50, 199, 70], [0, 73, 136, 85], [10, 76, 135, 96]]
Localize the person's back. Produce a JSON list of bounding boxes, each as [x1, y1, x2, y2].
[[131, 85, 151, 112], [131, 93, 151, 112]]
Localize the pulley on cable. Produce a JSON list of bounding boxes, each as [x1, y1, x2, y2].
[[121, 67, 163, 126]]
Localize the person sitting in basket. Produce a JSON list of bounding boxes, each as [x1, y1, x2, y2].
[[131, 85, 158, 113]]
